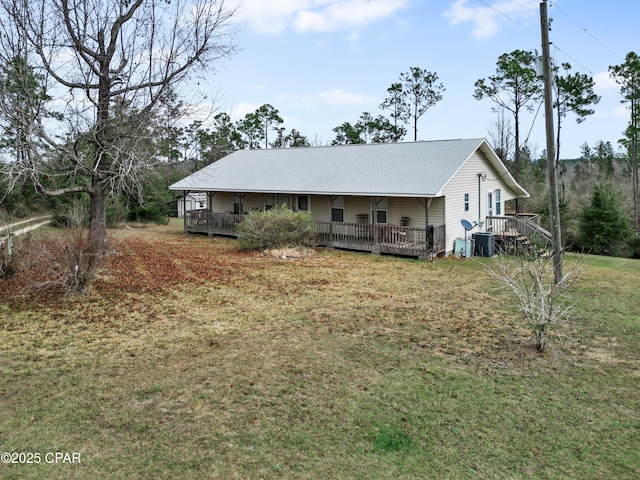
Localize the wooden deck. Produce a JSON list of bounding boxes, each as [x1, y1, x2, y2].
[[184, 210, 446, 259]]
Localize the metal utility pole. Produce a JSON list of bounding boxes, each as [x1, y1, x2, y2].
[[540, 0, 563, 284]]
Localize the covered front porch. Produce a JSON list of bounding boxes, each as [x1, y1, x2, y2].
[[184, 210, 446, 259]]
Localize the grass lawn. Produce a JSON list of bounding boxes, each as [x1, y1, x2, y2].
[[1, 219, 639, 479]]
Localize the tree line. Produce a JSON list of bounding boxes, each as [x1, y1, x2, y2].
[[0, 0, 638, 256]]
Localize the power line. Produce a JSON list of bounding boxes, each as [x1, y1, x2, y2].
[[474, 0, 539, 38], [547, 2, 625, 99], [550, 1, 625, 63], [472, 0, 624, 98]]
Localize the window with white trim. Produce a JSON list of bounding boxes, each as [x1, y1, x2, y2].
[[297, 195, 310, 212], [495, 189, 501, 215], [464, 193, 470, 212]]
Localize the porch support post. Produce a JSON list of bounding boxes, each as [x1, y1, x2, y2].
[[329, 196, 337, 247], [207, 192, 216, 236], [418, 197, 432, 260], [239, 193, 245, 214], [371, 197, 382, 255], [182, 190, 189, 232], [329, 221, 334, 248]]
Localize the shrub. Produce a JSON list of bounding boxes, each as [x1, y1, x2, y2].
[[126, 176, 172, 225], [0, 210, 27, 278], [579, 183, 633, 256], [127, 200, 170, 225], [31, 229, 108, 295], [236, 204, 316, 251], [53, 197, 89, 228], [0, 233, 32, 278], [106, 195, 129, 227], [631, 236, 640, 259]]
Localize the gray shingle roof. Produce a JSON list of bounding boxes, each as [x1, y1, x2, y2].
[[169, 138, 528, 198]]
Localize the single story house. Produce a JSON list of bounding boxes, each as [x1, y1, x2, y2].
[[169, 138, 532, 258]]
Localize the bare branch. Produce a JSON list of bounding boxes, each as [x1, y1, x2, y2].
[[0, 0, 238, 246]]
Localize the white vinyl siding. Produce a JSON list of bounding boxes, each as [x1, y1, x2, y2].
[[344, 196, 370, 223], [441, 150, 520, 254], [210, 192, 231, 212]]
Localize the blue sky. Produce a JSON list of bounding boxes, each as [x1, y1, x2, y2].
[[203, 0, 637, 159]]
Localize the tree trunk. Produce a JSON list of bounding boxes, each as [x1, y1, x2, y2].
[[514, 110, 521, 214], [89, 181, 108, 251], [632, 99, 639, 235]]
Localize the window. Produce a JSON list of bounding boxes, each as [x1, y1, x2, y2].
[[371, 197, 387, 224], [331, 196, 344, 222], [297, 195, 310, 212], [495, 189, 501, 215], [464, 193, 469, 212]]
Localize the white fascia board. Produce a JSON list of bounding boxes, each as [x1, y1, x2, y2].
[[169, 186, 436, 198]]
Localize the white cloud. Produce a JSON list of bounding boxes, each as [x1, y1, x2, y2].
[[279, 89, 379, 110], [593, 70, 620, 94], [233, 0, 409, 35], [232, 0, 310, 34], [347, 30, 361, 42], [229, 101, 263, 121], [609, 104, 629, 120], [443, 0, 538, 39], [317, 89, 379, 106]]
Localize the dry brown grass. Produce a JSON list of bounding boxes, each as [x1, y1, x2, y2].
[[0, 219, 638, 479]]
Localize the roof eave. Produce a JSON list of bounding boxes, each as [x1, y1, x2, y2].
[[168, 185, 438, 198], [478, 140, 530, 198]]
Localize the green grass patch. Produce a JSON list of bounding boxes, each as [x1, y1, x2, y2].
[[0, 223, 638, 479]]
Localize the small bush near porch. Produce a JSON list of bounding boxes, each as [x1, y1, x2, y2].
[[0, 219, 638, 479], [236, 204, 316, 250]]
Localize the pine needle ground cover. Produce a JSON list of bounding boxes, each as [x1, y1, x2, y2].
[[1, 220, 638, 479]]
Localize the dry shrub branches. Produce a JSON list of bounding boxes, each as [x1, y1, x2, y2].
[[487, 252, 582, 352], [30, 229, 109, 295]]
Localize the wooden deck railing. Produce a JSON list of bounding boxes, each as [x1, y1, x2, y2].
[[184, 210, 446, 258], [487, 215, 552, 252], [184, 210, 244, 236], [315, 221, 445, 257]]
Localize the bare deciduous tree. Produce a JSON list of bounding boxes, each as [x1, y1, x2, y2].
[[0, 0, 237, 249], [487, 251, 582, 352], [487, 109, 514, 165]]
